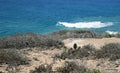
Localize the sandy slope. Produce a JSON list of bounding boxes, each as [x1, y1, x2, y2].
[[0, 38, 120, 73], [63, 37, 120, 49]]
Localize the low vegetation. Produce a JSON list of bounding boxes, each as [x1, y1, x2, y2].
[[48, 30, 102, 40], [103, 33, 120, 38], [55, 44, 96, 59], [30, 64, 52, 73], [0, 30, 120, 73], [56, 43, 120, 61], [0, 49, 28, 65], [95, 43, 120, 61], [30, 61, 101, 73], [0, 30, 119, 49], [0, 33, 64, 49]]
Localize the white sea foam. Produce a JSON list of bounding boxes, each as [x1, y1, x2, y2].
[[57, 21, 113, 28], [106, 30, 118, 34]]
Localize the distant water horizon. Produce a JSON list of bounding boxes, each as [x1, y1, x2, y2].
[[0, 0, 120, 37]]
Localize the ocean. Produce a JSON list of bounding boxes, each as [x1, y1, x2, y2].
[[0, 0, 120, 37]]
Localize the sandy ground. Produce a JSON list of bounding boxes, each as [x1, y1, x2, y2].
[[63, 37, 120, 49], [0, 38, 120, 73]]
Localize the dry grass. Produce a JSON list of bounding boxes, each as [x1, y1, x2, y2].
[[0, 33, 64, 49], [0, 49, 28, 65], [56, 43, 120, 61], [48, 30, 102, 40], [55, 44, 96, 59], [30, 61, 101, 73], [95, 43, 120, 61]]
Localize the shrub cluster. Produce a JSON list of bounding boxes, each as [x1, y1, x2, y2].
[[48, 30, 102, 40], [95, 43, 120, 61], [56, 43, 120, 61], [0, 33, 64, 49], [103, 33, 120, 38], [30, 64, 52, 73], [56, 44, 96, 59], [30, 61, 101, 73], [0, 49, 28, 65]]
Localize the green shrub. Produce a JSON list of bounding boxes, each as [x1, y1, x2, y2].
[[0, 49, 28, 65], [103, 33, 115, 38], [95, 43, 120, 61], [86, 69, 101, 73], [103, 33, 120, 38]]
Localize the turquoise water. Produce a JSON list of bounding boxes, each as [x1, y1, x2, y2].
[[0, 0, 120, 36]]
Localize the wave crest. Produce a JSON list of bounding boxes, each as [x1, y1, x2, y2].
[[106, 30, 118, 34], [57, 21, 113, 28]]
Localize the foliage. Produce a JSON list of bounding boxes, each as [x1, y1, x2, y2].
[[0, 33, 64, 49], [95, 43, 120, 60], [103, 33, 115, 38], [56, 44, 96, 59], [49, 30, 102, 40], [30, 64, 52, 73], [95, 43, 120, 61], [30, 61, 101, 73], [0, 49, 28, 65]]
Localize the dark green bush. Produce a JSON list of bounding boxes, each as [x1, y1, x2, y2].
[[0, 49, 28, 65], [95, 43, 120, 61], [73, 43, 77, 50], [0, 33, 64, 49]]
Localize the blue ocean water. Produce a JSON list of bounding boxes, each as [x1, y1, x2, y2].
[[0, 0, 120, 36]]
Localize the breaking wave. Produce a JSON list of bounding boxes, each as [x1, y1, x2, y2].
[[57, 21, 113, 28], [106, 30, 118, 34]]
